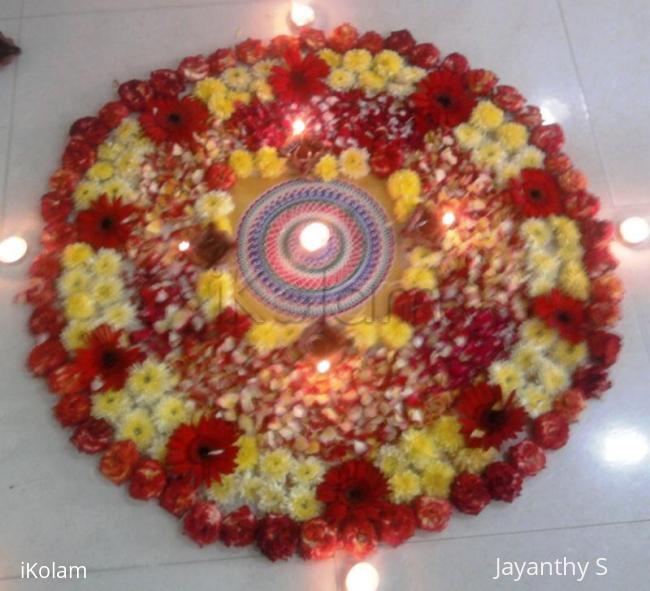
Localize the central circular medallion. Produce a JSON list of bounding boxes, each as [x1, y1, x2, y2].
[[237, 179, 395, 319]]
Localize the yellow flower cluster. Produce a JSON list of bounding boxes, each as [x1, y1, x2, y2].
[[454, 101, 544, 184], [346, 314, 413, 351], [195, 190, 234, 228], [247, 320, 303, 353], [195, 269, 235, 320], [400, 246, 442, 292], [74, 119, 152, 210], [520, 216, 590, 300], [387, 169, 422, 222]]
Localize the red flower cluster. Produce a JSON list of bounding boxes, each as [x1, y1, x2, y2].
[[140, 96, 210, 146], [532, 290, 586, 344], [256, 514, 300, 561], [269, 49, 329, 103], [75, 195, 138, 250], [510, 169, 563, 217]]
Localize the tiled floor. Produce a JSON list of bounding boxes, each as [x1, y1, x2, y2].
[[1, 0, 649, 589]]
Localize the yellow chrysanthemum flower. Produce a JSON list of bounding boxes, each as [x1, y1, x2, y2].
[[228, 149, 254, 178], [520, 318, 557, 350], [400, 428, 437, 468], [92, 278, 124, 306], [473, 141, 506, 168], [127, 360, 172, 402], [259, 449, 294, 482], [380, 315, 413, 349], [389, 470, 421, 503], [92, 249, 121, 277], [340, 147, 370, 179], [117, 408, 155, 451], [97, 141, 123, 162], [91, 389, 130, 422], [59, 269, 92, 295], [393, 194, 421, 223], [153, 396, 190, 432], [454, 123, 484, 150], [538, 359, 570, 396], [101, 178, 135, 202], [222, 66, 252, 91], [516, 145, 545, 169], [559, 260, 590, 301], [317, 48, 342, 68], [228, 90, 251, 105], [359, 70, 387, 93], [327, 68, 356, 91], [496, 160, 522, 184], [550, 215, 581, 247], [251, 79, 274, 102], [256, 146, 287, 178], [396, 66, 426, 85], [408, 246, 442, 268], [236, 435, 259, 471], [421, 462, 455, 498], [64, 292, 96, 320], [430, 416, 464, 453], [86, 161, 114, 182], [343, 48, 372, 72], [314, 154, 338, 181], [102, 302, 136, 330], [196, 269, 234, 303], [376, 445, 407, 477], [194, 77, 227, 101], [61, 320, 93, 351], [289, 488, 323, 521], [114, 119, 141, 143], [518, 384, 552, 417], [511, 343, 544, 376], [347, 320, 379, 350], [402, 266, 437, 291], [387, 169, 421, 201], [252, 59, 277, 78], [527, 250, 560, 277], [196, 190, 234, 221], [240, 475, 264, 502], [520, 219, 553, 248], [373, 49, 403, 78], [207, 93, 235, 120], [248, 321, 282, 353], [73, 181, 101, 210], [453, 447, 498, 474], [489, 360, 525, 394], [148, 437, 169, 463], [257, 482, 287, 513], [550, 338, 588, 370], [470, 101, 504, 130], [496, 122, 529, 151], [208, 474, 238, 503], [62, 243, 94, 269], [292, 457, 325, 485]]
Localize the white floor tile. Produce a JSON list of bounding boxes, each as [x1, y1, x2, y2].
[[0, 0, 21, 19], [559, 0, 650, 206]]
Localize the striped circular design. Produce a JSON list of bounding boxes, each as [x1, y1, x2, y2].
[[237, 179, 395, 318]]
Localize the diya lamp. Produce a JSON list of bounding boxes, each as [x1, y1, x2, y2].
[[297, 317, 349, 372], [177, 225, 235, 268]]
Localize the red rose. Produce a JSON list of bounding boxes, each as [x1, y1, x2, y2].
[[49, 168, 80, 195], [339, 518, 378, 559], [553, 388, 587, 422], [584, 248, 618, 276], [118, 79, 154, 112], [205, 163, 236, 191], [256, 514, 300, 561], [300, 28, 327, 52], [70, 418, 113, 454], [220, 506, 257, 547], [54, 392, 91, 427], [450, 472, 490, 515], [328, 23, 359, 53], [62, 137, 96, 173], [410, 43, 440, 69], [22, 278, 57, 308], [48, 363, 92, 396], [530, 123, 564, 154], [378, 504, 416, 546], [591, 273, 623, 305], [299, 518, 337, 560], [207, 48, 236, 75], [507, 440, 546, 477], [30, 305, 65, 336], [464, 69, 498, 95], [159, 478, 198, 517], [588, 300, 621, 328], [98, 101, 130, 129], [564, 190, 600, 220], [29, 252, 61, 279], [369, 142, 404, 177], [41, 191, 72, 224], [491, 85, 525, 113], [235, 38, 266, 64], [588, 331, 621, 368], [557, 168, 587, 193], [356, 31, 384, 54], [412, 496, 452, 532], [183, 501, 222, 547], [533, 412, 569, 450], [441, 52, 470, 73], [268, 35, 300, 59], [129, 459, 166, 500], [515, 105, 543, 128], [99, 440, 139, 485], [580, 218, 615, 251], [177, 55, 209, 82], [483, 462, 523, 502], [572, 365, 612, 399], [28, 338, 67, 377], [393, 289, 434, 326], [384, 30, 416, 56], [150, 68, 184, 98], [69, 116, 110, 147]]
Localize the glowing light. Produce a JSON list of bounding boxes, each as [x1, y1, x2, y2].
[[300, 222, 330, 252], [316, 359, 331, 373], [0, 236, 28, 264], [603, 429, 649, 465], [346, 562, 379, 591], [178, 240, 190, 252], [441, 211, 456, 226], [291, 118, 306, 136], [619, 216, 649, 245], [290, 1, 315, 27]]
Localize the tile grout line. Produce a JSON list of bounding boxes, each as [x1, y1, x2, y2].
[[555, 0, 617, 212], [0, 0, 24, 237]]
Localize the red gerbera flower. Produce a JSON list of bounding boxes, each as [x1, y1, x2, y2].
[[316, 459, 389, 525], [532, 289, 586, 344], [269, 48, 329, 103], [166, 416, 240, 486], [455, 383, 528, 450], [75, 325, 142, 390], [510, 169, 563, 217], [411, 69, 476, 129], [140, 96, 210, 146], [75, 195, 138, 249]]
